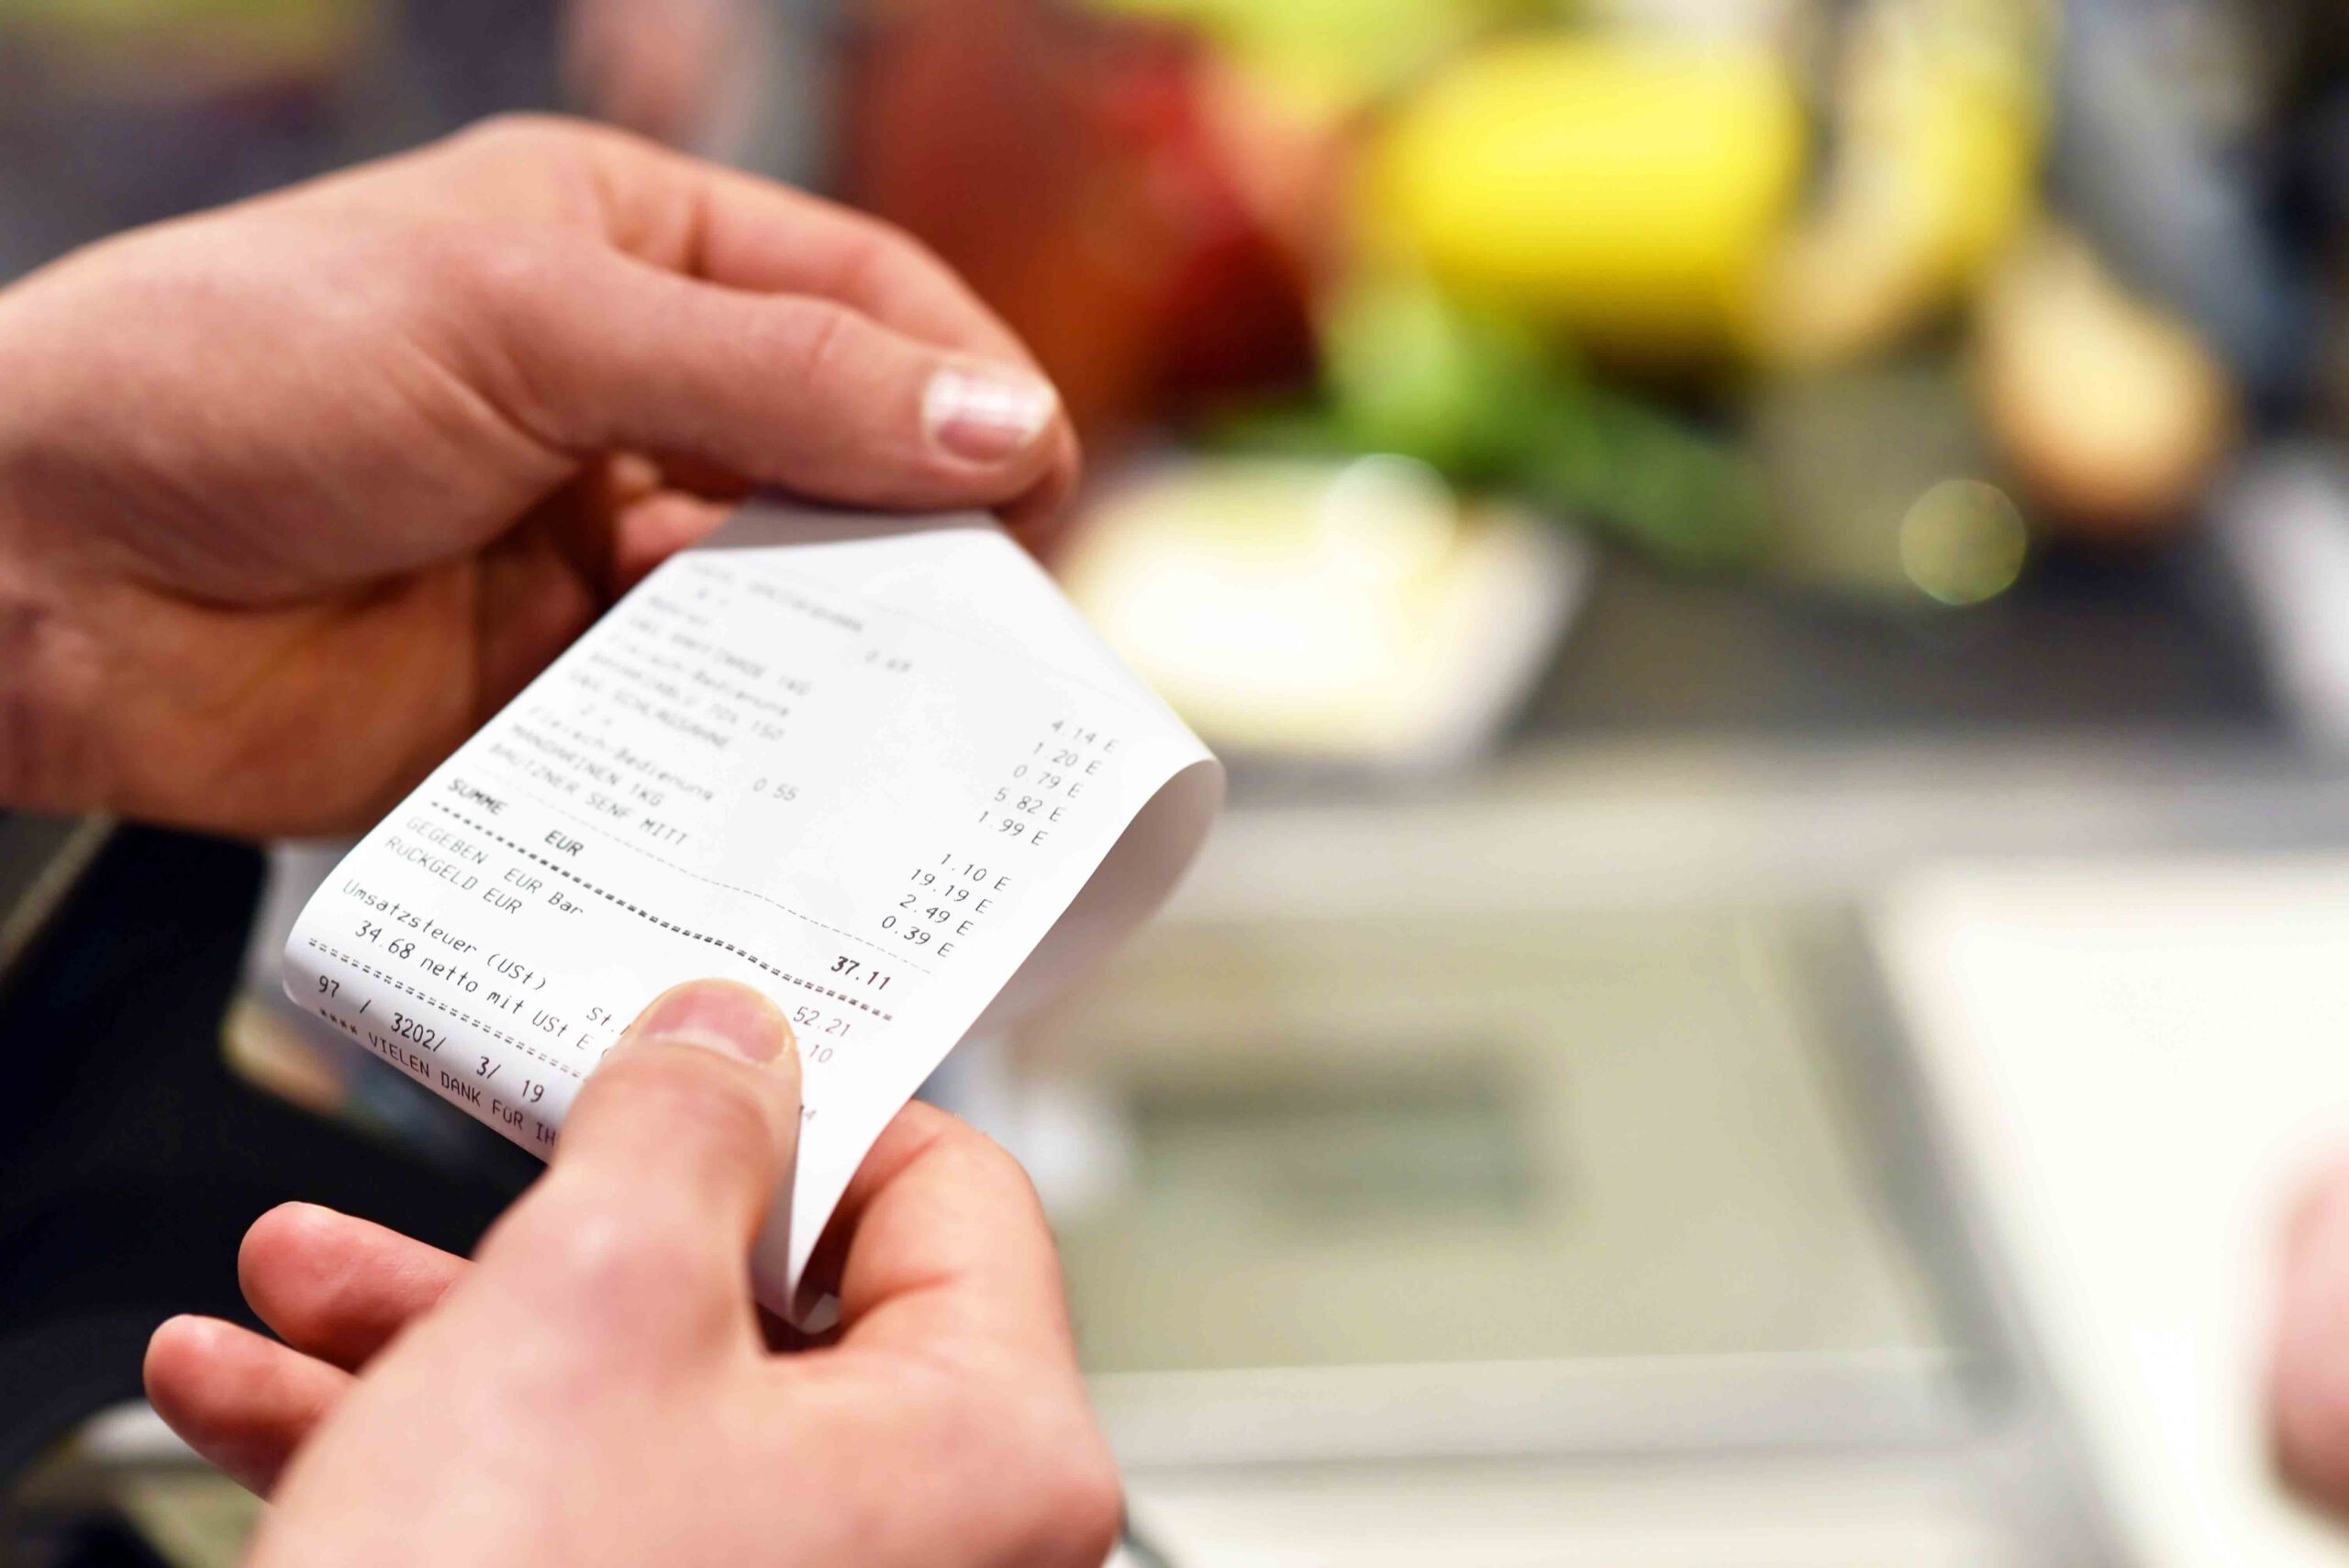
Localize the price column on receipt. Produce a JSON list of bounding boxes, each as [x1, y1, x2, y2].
[[284, 504, 1222, 1312]]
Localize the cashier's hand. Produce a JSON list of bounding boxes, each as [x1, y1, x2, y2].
[[140, 980, 1121, 1568], [0, 116, 1077, 837]]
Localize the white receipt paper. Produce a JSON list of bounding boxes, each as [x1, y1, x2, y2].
[[284, 503, 1221, 1318]]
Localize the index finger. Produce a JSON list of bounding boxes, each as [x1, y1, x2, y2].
[[443, 118, 1083, 533], [817, 1103, 1079, 1370], [438, 117, 1026, 363], [661, 165, 1033, 370], [601, 146, 1085, 537]]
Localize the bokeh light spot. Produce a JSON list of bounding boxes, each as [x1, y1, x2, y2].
[[1900, 479, 2028, 606]]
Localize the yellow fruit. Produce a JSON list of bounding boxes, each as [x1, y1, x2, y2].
[[1976, 229, 2237, 535], [1368, 36, 1807, 357], [1750, 2, 2046, 367]]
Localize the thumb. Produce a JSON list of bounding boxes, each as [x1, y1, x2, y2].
[[473, 979, 801, 1344], [2273, 1157, 2349, 1511], [479, 245, 1066, 512]]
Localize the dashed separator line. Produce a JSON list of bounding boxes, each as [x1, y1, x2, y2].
[[470, 775, 923, 973], [424, 801, 897, 1021], [307, 939, 585, 1080]]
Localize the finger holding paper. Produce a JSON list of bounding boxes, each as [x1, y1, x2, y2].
[[150, 982, 1122, 1568]]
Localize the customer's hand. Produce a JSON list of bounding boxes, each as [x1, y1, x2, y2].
[[141, 979, 1121, 1568], [0, 116, 1078, 836]]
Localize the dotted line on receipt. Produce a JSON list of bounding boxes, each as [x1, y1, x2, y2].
[[306, 939, 586, 1080], [505, 773, 924, 973], [427, 802, 897, 1020]]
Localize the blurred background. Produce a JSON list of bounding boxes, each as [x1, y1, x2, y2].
[[9, 0, 2349, 1562]]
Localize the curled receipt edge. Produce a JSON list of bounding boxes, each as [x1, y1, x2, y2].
[[283, 502, 1222, 1322]]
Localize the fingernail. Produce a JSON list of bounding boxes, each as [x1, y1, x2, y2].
[[620, 980, 792, 1065], [923, 361, 1058, 463]]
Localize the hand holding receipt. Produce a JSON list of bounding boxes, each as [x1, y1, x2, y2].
[[0, 111, 1156, 1567], [284, 502, 1222, 1315]]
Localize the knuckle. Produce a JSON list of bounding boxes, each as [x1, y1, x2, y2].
[[767, 298, 863, 387], [1029, 1438, 1125, 1568], [0, 583, 94, 813], [493, 1195, 707, 1307], [369, 222, 571, 360], [940, 1121, 1052, 1220], [414, 226, 572, 309], [455, 111, 668, 182], [452, 111, 591, 161], [996, 1396, 1124, 1568], [914, 1373, 1119, 1568], [375, 228, 604, 437]]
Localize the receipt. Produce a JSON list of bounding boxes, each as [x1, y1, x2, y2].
[[284, 503, 1221, 1314]]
